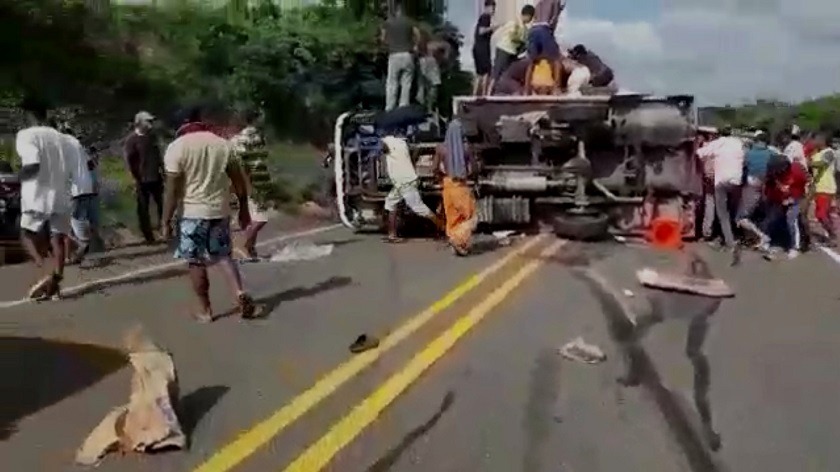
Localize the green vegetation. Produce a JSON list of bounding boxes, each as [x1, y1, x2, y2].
[[701, 96, 840, 139], [0, 0, 470, 233]]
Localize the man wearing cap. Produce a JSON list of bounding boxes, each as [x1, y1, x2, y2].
[[124, 111, 164, 244]]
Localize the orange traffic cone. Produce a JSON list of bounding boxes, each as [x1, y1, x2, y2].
[[647, 217, 684, 250]]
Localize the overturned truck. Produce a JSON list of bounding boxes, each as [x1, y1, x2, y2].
[[332, 93, 702, 240]]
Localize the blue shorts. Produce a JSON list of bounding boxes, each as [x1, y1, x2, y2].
[[527, 24, 561, 60], [174, 218, 232, 265]]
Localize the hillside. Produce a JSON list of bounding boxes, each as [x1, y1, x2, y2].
[[699, 95, 840, 137]]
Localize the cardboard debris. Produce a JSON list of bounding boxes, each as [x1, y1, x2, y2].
[[75, 327, 185, 467], [636, 267, 734, 298]]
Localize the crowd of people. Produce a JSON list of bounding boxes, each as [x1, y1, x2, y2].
[[471, 0, 614, 97], [696, 125, 840, 259], [14, 97, 268, 322]]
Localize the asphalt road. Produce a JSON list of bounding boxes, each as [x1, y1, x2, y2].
[[3, 226, 840, 472]]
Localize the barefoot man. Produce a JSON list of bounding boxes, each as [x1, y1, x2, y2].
[[432, 119, 477, 256], [161, 106, 257, 322]]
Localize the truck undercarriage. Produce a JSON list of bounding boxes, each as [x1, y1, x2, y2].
[[333, 93, 702, 240]]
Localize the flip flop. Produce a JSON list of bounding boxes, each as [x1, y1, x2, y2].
[[239, 293, 265, 320], [349, 334, 380, 354], [382, 236, 405, 244]]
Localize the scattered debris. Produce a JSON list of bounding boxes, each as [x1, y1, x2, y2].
[[623, 289, 635, 298], [76, 327, 185, 467], [558, 337, 607, 364], [349, 334, 380, 354], [636, 267, 734, 298], [298, 201, 333, 220], [269, 241, 334, 263], [492, 230, 518, 247]]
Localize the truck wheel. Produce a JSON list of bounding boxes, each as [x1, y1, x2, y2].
[[552, 212, 610, 241]]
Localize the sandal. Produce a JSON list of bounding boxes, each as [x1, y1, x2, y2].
[[382, 236, 405, 244], [349, 334, 380, 354], [238, 293, 259, 320]]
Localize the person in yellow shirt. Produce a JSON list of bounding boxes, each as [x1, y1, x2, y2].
[[488, 5, 534, 94], [809, 134, 837, 244]]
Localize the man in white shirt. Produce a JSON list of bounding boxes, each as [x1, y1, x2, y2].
[[161, 106, 257, 323], [15, 98, 82, 300], [784, 127, 807, 166], [696, 126, 744, 249], [381, 135, 442, 243], [60, 126, 101, 267]]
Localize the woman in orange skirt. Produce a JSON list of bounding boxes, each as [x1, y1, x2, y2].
[[433, 120, 477, 256]]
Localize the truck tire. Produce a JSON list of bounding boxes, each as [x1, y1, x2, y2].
[[552, 212, 610, 241]]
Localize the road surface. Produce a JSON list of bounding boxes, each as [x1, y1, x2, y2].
[[3, 225, 840, 472]]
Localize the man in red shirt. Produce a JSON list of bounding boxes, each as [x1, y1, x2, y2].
[[761, 158, 808, 258]]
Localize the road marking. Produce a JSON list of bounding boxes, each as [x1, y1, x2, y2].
[[819, 246, 840, 266], [282, 240, 564, 472], [191, 234, 547, 472], [0, 224, 342, 309]]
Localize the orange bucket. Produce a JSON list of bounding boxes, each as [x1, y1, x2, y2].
[[647, 217, 683, 250]]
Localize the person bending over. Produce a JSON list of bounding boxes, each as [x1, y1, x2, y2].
[[381, 135, 443, 243]]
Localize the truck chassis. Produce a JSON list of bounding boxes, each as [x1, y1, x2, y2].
[[333, 93, 702, 240]]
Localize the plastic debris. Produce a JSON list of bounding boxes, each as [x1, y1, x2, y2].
[[492, 230, 517, 247], [558, 337, 607, 364], [614, 235, 628, 243], [269, 241, 334, 263], [636, 267, 734, 298], [623, 289, 635, 298]]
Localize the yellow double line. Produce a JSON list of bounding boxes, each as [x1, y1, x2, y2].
[[194, 234, 561, 472]]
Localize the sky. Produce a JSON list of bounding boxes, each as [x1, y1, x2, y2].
[[450, 0, 840, 105]]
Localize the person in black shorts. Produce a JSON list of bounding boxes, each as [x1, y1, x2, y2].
[[569, 44, 615, 88], [472, 0, 497, 96]]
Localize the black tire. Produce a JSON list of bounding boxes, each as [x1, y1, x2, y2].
[[552, 212, 610, 241]]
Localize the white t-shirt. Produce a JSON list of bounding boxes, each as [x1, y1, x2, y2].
[[697, 136, 744, 186], [381, 136, 418, 187], [62, 134, 95, 197], [164, 130, 233, 219], [784, 140, 806, 165], [16, 126, 77, 215]]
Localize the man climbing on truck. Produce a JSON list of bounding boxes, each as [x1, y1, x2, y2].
[[569, 44, 615, 88], [472, 1, 498, 96], [488, 5, 534, 95]]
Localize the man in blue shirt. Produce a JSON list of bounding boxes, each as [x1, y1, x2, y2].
[[736, 130, 775, 246]]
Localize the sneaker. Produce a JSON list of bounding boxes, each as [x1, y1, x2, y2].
[[787, 249, 800, 259]]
